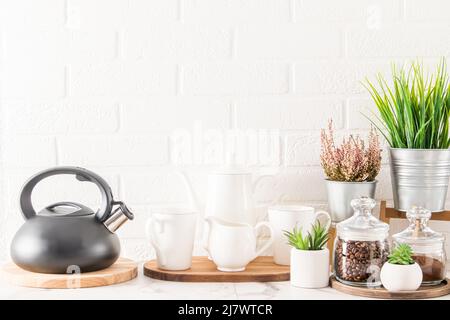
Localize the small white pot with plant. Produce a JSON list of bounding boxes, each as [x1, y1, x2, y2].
[[380, 244, 423, 292], [284, 221, 330, 288], [321, 120, 382, 222]]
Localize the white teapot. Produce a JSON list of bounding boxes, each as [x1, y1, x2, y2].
[[179, 165, 275, 226], [204, 216, 274, 272]]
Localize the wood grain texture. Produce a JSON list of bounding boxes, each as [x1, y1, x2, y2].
[[0, 258, 137, 289], [144, 256, 290, 282], [330, 276, 450, 299], [327, 225, 336, 263], [379, 200, 450, 223]]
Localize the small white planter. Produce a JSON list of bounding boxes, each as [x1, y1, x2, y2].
[[290, 248, 329, 288], [380, 262, 423, 292]]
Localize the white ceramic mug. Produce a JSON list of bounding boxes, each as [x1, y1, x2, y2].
[[146, 207, 197, 271], [204, 216, 274, 272], [268, 205, 331, 266]]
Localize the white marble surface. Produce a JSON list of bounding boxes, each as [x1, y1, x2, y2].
[[0, 263, 449, 300]]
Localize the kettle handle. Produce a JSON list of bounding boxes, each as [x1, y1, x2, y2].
[[19, 166, 114, 222]]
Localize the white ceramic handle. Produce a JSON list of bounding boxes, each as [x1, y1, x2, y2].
[[253, 221, 275, 259], [145, 217, 166, 266], [314, 210, 332, 231]]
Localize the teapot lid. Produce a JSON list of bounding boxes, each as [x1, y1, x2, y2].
[[38, 202, 94, 217]]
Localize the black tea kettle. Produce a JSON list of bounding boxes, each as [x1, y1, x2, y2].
[[10, 167, 134, 274]]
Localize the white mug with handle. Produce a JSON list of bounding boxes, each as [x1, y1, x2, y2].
[[146, 207, 198, 271], [268, 205, 331, 266]]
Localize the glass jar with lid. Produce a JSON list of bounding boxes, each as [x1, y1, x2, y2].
[[393, 206, 446, 286], [333, 197, 390, 287]]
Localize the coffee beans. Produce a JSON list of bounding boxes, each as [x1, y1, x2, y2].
[[413, 254, 445, 284], [334, 238, 389, 285]]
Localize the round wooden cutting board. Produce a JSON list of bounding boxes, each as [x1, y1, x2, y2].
[[144, 256, 290, 282], [330, 276, 450, 299], [0, 258, 138, 289]]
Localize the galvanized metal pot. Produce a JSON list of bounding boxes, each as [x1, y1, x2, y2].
[[389, 148, 450, 212], [325, 180, 377, 222]]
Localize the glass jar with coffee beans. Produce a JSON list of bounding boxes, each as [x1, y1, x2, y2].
[[333, 197, 390, 287], [393, 206, 446, 286]]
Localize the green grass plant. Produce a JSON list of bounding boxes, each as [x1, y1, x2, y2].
[[364, 59, 450, 149]]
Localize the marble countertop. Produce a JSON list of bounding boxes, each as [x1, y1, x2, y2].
[[0, 263, 449, 300]]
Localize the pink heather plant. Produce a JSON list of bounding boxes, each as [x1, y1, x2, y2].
[[320, 120, 381, 182]]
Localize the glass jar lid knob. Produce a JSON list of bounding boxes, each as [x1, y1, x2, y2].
[[350, 196, 376, 212]]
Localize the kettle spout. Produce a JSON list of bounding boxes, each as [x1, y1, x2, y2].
[[103, 201, 134, 233], [176, 170, 202, 213]]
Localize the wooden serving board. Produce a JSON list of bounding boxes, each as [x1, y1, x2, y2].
[[330, 276, 450, 299], [0, 258, 138, 289], [144, 256, 290, 282]]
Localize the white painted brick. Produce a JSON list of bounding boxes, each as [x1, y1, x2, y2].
[[58, 135, 168, 166], [297, 0, 401, 22], [66, 0, 178, 30], [347, 25, 450, 58], [235, 98, 344, 130], [346, 98, 378, 130], [126, 0, 179, 25], [121, 97, 230, 132], [294, 61, 392, 95], [1, 62, 65, 99], [237, 24, 341, 59], [121, 171, 191, 205], [285, 130, 390, 168], [0, 0, 65, 28], [405, 0, 450, 21], [69, 29, 117, 62], [1, 27, 66, 99], [183, 63, 289, 95], [1, 27, 66, 100], [68, 62, 176, 97], [284, 134, 321, 166], [123, 25, 231, 61], [183, 0, 291, 24], [257, 167, 328, 202], [3, 99, 119, 134], [2, 26, 116, 64], [2, 27, 65, 64], [2, 136, 57, 167]]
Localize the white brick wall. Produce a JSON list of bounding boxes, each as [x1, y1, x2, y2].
[[1, 0, 450, 262]]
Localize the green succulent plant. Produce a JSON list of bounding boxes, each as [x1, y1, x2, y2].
[[364, 59, 450, 149], [388, 244, 415, 265], [284, 221, 329, 251]]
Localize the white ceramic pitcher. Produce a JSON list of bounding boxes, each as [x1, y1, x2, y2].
[[179, 166, 275, 226], [204, 216, 274, 272]]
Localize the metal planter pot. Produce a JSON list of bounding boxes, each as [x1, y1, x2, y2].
[[389, 148, 450, 212], [325, 180, 377, 222]]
